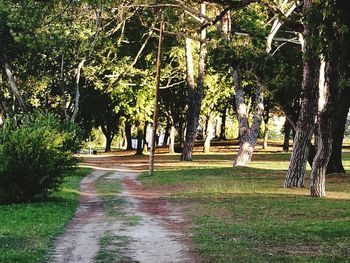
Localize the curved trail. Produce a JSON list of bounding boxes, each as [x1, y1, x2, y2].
[[50, 157, 196, 263]]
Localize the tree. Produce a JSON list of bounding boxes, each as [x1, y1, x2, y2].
[[284, 0, 320, 188], [310, 1, 349, 197], [181, 3, 207, 161]]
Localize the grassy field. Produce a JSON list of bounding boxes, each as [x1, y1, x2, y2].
[[140, 152, 350, 262], [0, 168, 91, 263]]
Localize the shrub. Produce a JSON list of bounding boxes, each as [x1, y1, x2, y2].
[[0, 112, 81, 204]]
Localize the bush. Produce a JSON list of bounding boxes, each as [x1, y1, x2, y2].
[[0, 112, 81, 204]]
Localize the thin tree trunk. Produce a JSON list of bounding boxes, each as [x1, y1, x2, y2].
[[163, 118, 171, 146], [169, 125, 175, 154], [219, 107, 227, 140], [60, 53, 68, 119], [284, 2, 319, 188], [125, 122, 133, 150], [262, 112, 269, 149], [327, 86, 350, 174], [3, 57, 27, 113], [143, 122, 148, 153], [70, 58, 85, 123], [232, 70, 264, 166], [181, 3, 206, 161], [283, 118, 291, 152], [203, 115, 214, 153], [136, 124, 144, 155]]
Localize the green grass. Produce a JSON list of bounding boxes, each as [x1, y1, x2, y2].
[[140, 152, 350, 262], [95, 173, 125, 217], [94, 230, 132, 263], [0, 168, 91, 263]]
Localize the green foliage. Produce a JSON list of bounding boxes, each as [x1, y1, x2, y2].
[[0, 112, 80, 204]]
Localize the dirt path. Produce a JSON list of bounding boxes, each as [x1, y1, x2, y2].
[[50, 157, 196, 263]]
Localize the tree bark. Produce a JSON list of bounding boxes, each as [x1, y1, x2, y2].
[[70, 58, 85, 123], [326, 86, 350, 174], [232, 70, 264, 166], [125, 122, 133, 150], [101, 123, 114, 153], [169, 125, 175, 154], [262, 111, 269, 149], [283, 118, 291, 152], [219, 107, 227, 140], [143, 122, 148, 153], [310, 61, 340, 196], [163, 118, 171, 145], [203, 115, 214, 153], [181, 4, 207, 161], [3, 57, 28, 113], [284, 1, 319, 188], [136, 124, 144, 155], [310, 10, 346, 196]]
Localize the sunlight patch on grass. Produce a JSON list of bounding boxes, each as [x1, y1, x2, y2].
[[140, 152, 350, 262]]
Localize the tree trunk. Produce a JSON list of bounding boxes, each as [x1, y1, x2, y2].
[[326, 86, 350, 174], [310, 12, 346, 196], [232, 70, 264, 166], [203, 115, 214, 153], [219, 107, 227, 140], [70, 58, 85, 123], [3, 57, 28, 113], [105, 136, 113, 152], [283, 118, 291, 152], [60, 53, 68, 119], [101, 123, 114, 153], [136, 124, 144, 155], [181, 4, 207, 161], [143, 122, 148, 153], [125, 122, 133, 150], [284, 2, 320, 188], [169, 125, 175, 154], [310, 63, 339, 196], [262, 112, 269, 150], [163, 118, 170, 146]]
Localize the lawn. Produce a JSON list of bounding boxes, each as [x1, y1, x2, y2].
[[140, 152, 350, 262], [0, 168, 91, 263]]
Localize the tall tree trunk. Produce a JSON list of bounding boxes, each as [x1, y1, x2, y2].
[[284, 2, 320, 188], [181, 3, 206, 161], [169, 125, 175, 154], [70, 58, 85, 123], [219, 107, 227, 140], [143, 122, 148, 153], [136, 124, 144, 155], [283, 118, 291, 152], [125, 122, 133, 150], [3, 57, 27, 113], [60, 53, 68, 119], [262, 111, 269, 149], [327, 86, 350, 174], [203, 115, 214, 153], [101, 123, 114, 153], [163, 118, 171, 146], [232, 70, 264, 166], [310, 11, 346, 196]]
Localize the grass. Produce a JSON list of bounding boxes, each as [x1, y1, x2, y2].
[[94, 230, 132, 263], [94, 172, 141, 262], [0, 167, 91, 263], [95, 173, 125, 217], [140, 152, 350, 262]]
